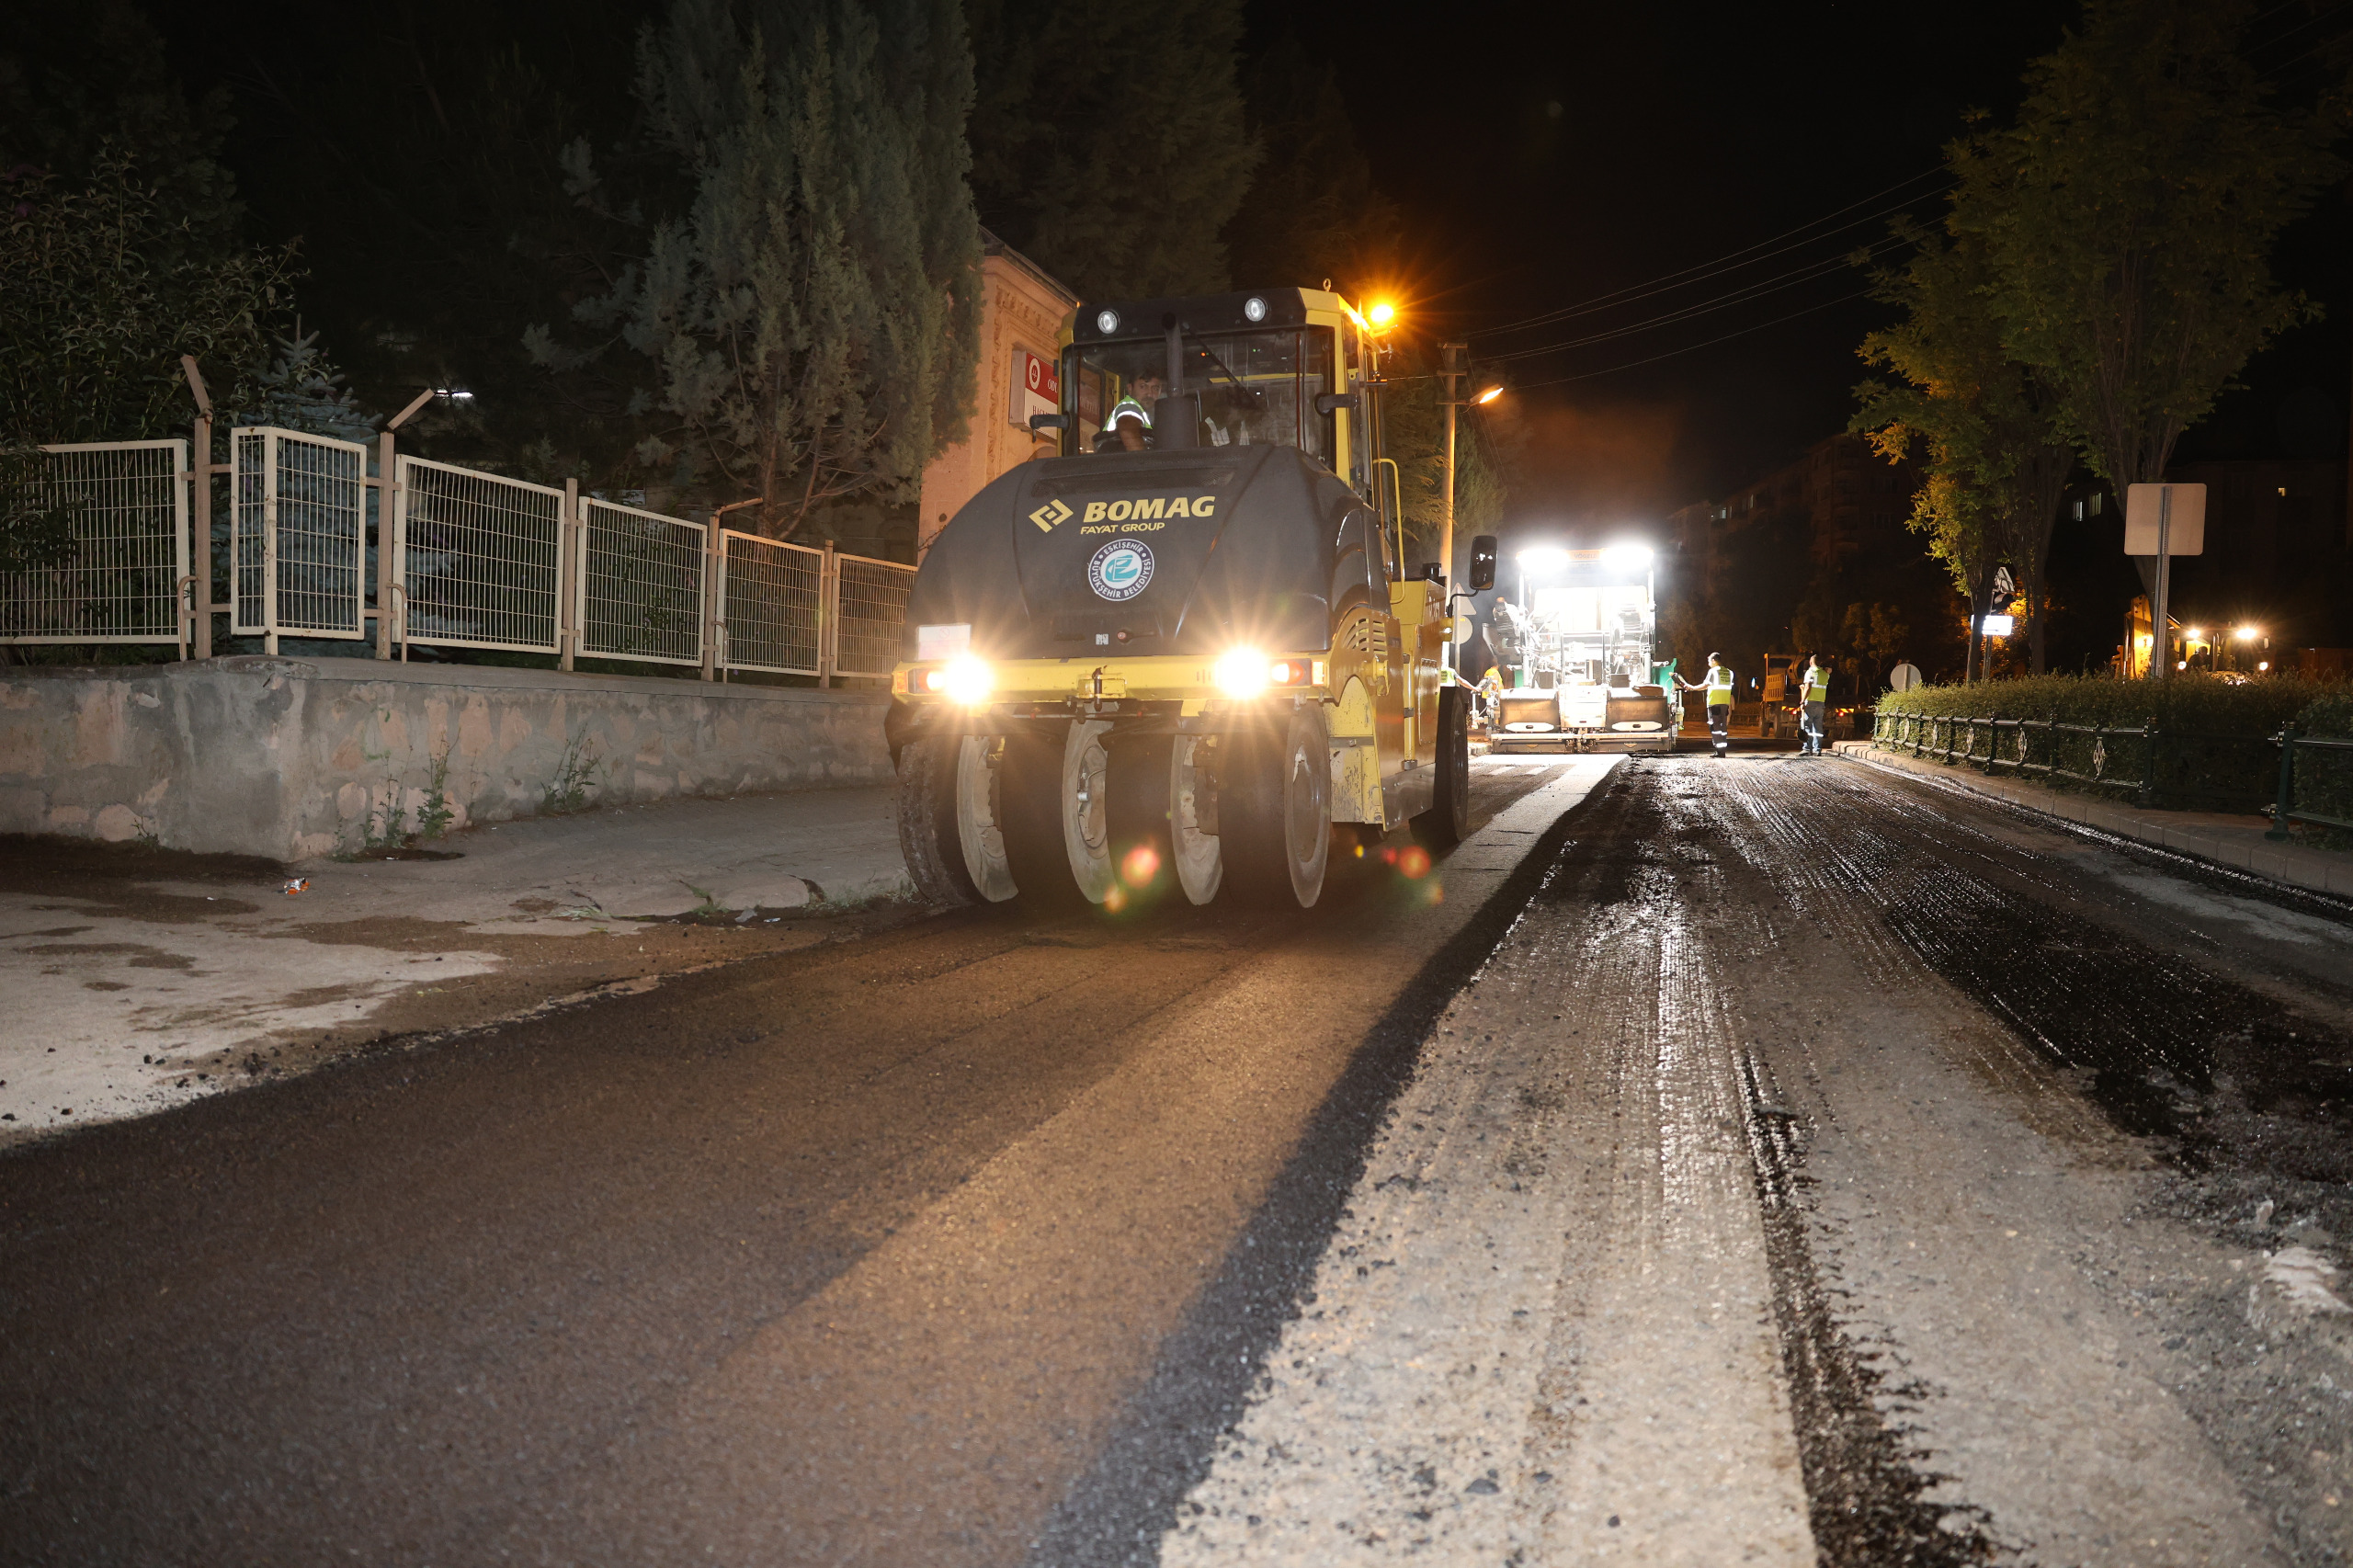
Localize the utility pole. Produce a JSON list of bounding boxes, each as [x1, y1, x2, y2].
[[1439, 340, 1468, 592]]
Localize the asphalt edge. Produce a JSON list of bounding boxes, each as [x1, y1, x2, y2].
[[1833, 742, 2353, 904], [1025, 760, 1628, 1568]]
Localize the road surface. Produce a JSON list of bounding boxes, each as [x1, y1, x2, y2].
[[5, 754, 2350, 1567]]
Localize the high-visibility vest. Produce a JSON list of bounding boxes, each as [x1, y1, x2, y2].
[[1705, 664, 1733, 705], [1802, 665, 1829, 702], [1108, 395, 1153, 430]]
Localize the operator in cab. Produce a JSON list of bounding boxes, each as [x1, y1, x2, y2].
[[1105, 370, 1165, 451]]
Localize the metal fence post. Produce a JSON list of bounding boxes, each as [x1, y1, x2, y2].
[[818, 541, 838, 689], [699, 516, 720, 681], [2268, 725, 2299, 841], [179, 358, 217, 661], [372, 391, 435, 661], [188, 412, 211, 660], [559, 479, 579, 672]]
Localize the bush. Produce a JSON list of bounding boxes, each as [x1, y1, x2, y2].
[[2291, 692, 2353, 846], [1875, 673, 2347, 813]]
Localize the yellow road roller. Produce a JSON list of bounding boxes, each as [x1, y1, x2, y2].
[[888, 287, 1496, 911]]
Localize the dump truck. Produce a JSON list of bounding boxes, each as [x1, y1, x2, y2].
[[886, 288, 1495, 912], [1485, 548, 1676, 753]]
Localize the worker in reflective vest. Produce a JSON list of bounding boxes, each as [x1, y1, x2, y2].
[[1799, 654, 1831, 756], [1107, 371, 1164, 451], [1677, 653, 1735, 757]]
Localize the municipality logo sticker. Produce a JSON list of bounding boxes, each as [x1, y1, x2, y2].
[[1088, 540, 1154, 602], [1029, 498, 1073, 531]]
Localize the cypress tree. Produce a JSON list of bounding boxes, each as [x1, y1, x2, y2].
[[1222, 40, 1401, 295], [968, 0, 1259, 298], [550, 0, 983, 535]]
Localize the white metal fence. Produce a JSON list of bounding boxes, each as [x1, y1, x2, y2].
[[233, 426, 369, 641], [718, 530, 824, 676], [835, 551, 917, 679], [579, 499, 708, 666], [396, 457, 564, 654], [1, 441, 190, 647], [5, 439, 915, 684]]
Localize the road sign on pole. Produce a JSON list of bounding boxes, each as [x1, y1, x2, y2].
[[2125, 483, 2205, 681]]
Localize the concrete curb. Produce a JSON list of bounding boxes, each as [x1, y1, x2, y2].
[[1833, 741, 2353, 899]]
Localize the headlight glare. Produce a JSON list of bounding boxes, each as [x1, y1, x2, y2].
[[938, 655, 994, 705], [1213, 648, 1270, 699]]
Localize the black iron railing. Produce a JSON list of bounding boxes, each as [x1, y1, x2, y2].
[[2267, 727, 2353, 841]]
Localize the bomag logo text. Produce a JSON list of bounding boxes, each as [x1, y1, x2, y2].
[[1080, 495, 1217, 525]]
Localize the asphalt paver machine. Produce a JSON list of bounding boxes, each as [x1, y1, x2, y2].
[[888, 288, 1495, 912], [1485, 548, 1676, 754]]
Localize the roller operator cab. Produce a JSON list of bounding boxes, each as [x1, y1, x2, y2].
[[889, 288, 1496, 912]]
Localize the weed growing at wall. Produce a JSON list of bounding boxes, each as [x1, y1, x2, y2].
[[341, 754, 460, 858], [541, 735, 603, 816], [415, 755, 455, 842]]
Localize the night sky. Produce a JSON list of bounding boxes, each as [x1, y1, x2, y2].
[[1282, 0, 2353, 554]]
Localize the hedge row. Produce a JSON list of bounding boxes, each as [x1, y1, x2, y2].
[[2295, 692, 2353, 846], [1873, 673, 2350, 822]]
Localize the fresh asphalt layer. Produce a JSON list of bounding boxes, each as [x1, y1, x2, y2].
[[0, 755, 1610, 1566], [7, 753, 2353, 1566]]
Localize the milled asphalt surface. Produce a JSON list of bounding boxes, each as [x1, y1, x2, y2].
[[6, 752, 2353, 1566]]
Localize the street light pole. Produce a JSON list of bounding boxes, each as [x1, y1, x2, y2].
[[1440, 340, 1467, 592]]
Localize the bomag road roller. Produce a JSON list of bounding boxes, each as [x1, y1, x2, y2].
[[888, 287, 1496, 913]]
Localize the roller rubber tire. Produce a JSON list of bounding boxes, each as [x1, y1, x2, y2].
[[896, 733, 980, 906], [1169, 734, 1224, 906], [997, 724, 1088, 912], [1105, 733, 1176, 903], [1413, 685, 1472, 849], [1220, 703, 1332, 909]]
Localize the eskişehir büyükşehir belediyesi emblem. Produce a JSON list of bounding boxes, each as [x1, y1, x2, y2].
[[1087, 540, 1154, 601]]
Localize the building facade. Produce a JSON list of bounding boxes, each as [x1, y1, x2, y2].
[[915, 231, 1080, 558]]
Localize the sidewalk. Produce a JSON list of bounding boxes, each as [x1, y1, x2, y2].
[[1, 785, 911, 1144], [1833, 741, 2353, 898]]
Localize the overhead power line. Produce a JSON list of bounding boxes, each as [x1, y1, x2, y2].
[[1473, 165, 1948, 341], [1483, 230, 1911, 364], [1502, 288, 1876, 391]]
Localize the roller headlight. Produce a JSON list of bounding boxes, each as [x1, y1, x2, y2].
[[1214, 651, 1314, 698], [920, 655, 994, 705], [1213, 648, 1270, 699]]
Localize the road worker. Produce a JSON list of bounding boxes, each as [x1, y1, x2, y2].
[[1799, 653, 1830, 756], [1677, 653, 1734, 757], [1106, 370, 1165, 451]]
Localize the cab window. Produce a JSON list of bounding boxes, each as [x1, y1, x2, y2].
[[1063, 328, 1340, 468]]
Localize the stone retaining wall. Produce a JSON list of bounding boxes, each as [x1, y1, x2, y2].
[[0, 658, 892, 863]]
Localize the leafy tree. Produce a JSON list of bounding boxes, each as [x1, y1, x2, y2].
[[1, 154, 294, 574], [1841, 602, 1914, 672], [540, 0, 984, 536], [0, 0, 243, 254], [1382, 352, 1505, 574], [1223, 39, 1401, 294], [1956, 0, 2342, 494], [1854, 224, 2073, 676], [190, 0, 660, 481], [967, 0, 1259, 298]]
